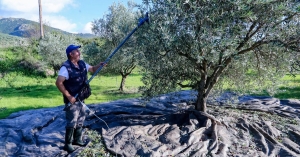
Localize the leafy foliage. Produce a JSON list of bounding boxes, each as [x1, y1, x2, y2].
[[38, 32, 80, 75], [78, 130, 113, 157], [82, 39, 106, 67], [139, 0, 300, 111], [0, 33, 28, 48], [0, 47, 47, 77], [18, 55, 47, 77], [290, 60, 300, 77], [90, 1, 144, 91]]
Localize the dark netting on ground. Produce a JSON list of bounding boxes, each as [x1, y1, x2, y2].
[[0, 90, 299, 156]]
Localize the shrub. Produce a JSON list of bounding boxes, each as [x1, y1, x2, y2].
[[38, 32, 80, 76], [18, 56, 47, 77]]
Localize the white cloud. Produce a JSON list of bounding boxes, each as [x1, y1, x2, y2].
[[0, 0, 73, 13], [2, 13, 77, 32], [0, 0, 78, 32], [0, 0, 38, 13], [82, 22, 93, 34], [42, 0, 74, 13], [43, 15, 77, 32], [11, 13, 40, 23]]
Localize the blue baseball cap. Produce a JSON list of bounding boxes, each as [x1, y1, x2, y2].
[[66, 44, 81, 56]]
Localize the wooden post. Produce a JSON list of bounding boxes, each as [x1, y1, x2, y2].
[[38, 0, 44, 39]]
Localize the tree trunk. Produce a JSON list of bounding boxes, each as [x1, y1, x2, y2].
[[118, 75, 126, 92], [53, 66, 57, 76], [194, 58, 227, 113], [118, 64, 136, 92], [195, 90, 207, 112], [38, 0, 44, 39]]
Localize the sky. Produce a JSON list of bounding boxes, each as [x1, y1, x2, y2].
[[0, 0, 143, 34]]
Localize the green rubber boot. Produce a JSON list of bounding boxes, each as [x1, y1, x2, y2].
[[63, 128, 75, 153], [72, 127, 85, 146]]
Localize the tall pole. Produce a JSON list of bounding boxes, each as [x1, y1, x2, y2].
[[38, 0, 44, 39]]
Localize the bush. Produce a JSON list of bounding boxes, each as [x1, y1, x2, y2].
[[18, 56, 47, 77], [38, 32, 80, 75], [0, 47, 47, 77]]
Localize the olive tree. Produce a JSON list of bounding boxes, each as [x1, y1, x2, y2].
[[91, 1, 142, 91], [290, 59, 300, 76], [38, 32, 80, 76], [139, 0, 300, 112]]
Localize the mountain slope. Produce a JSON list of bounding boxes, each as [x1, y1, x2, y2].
[[0, 32, 28, 48], [0, 17, 95, 38]]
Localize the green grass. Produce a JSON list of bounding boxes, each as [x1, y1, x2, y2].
[[219, 74, 300, 99], [274, 74, 300, 99], [0, 73, 143, 119], [0, 67, 299, 119]]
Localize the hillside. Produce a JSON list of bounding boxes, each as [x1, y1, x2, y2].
[[0, 17, 95, 38], [0, 32, 28, 48]]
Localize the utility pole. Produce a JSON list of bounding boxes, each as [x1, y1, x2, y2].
[[38, 0, 44, 39]]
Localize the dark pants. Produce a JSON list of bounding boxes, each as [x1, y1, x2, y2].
[[65, 101, 86, 128]]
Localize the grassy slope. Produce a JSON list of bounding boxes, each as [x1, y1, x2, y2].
[[274, 74, 300, 99], [1, 74, 299, 119], [1, 47, 299, 119], [0, 32, 28, 48], [0, 74, 143, 119]]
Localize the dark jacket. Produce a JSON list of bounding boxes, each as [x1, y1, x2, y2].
[[62, 60, 88, 104]]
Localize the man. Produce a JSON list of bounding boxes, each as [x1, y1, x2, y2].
[[56, 44, 105, 153]]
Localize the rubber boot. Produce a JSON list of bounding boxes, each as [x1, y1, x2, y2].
[[64, 128, 75, 153], [72, 127, 85, 146]]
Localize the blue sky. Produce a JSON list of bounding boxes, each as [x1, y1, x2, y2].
[[0, 0, 143, 33]]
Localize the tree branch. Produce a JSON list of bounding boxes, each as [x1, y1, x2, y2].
[[271, 13, 298, 28], [178, 51, 203, 69], [236, 22, 264, 51]]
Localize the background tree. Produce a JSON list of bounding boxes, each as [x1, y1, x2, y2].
[[289, 51, 300, 76], [38, 32, 80, 76], [139, 0, 300, 112], [90, 1, 142, 92], [81, 38, 107, 72]]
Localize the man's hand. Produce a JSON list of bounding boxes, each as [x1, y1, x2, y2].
[[100, 62, 107, 66], [89, 62, 107, 73], [67, 95, 76, 104]]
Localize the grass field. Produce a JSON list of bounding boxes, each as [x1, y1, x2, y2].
[[0, 70, 299, 119], [274, 74, 300, 99], [0, 73, 143, 119]]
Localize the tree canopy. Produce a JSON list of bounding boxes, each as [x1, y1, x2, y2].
[[38, 32, 80, 75], [89, 1, 143, 91], [138, 0, 300, 112]]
